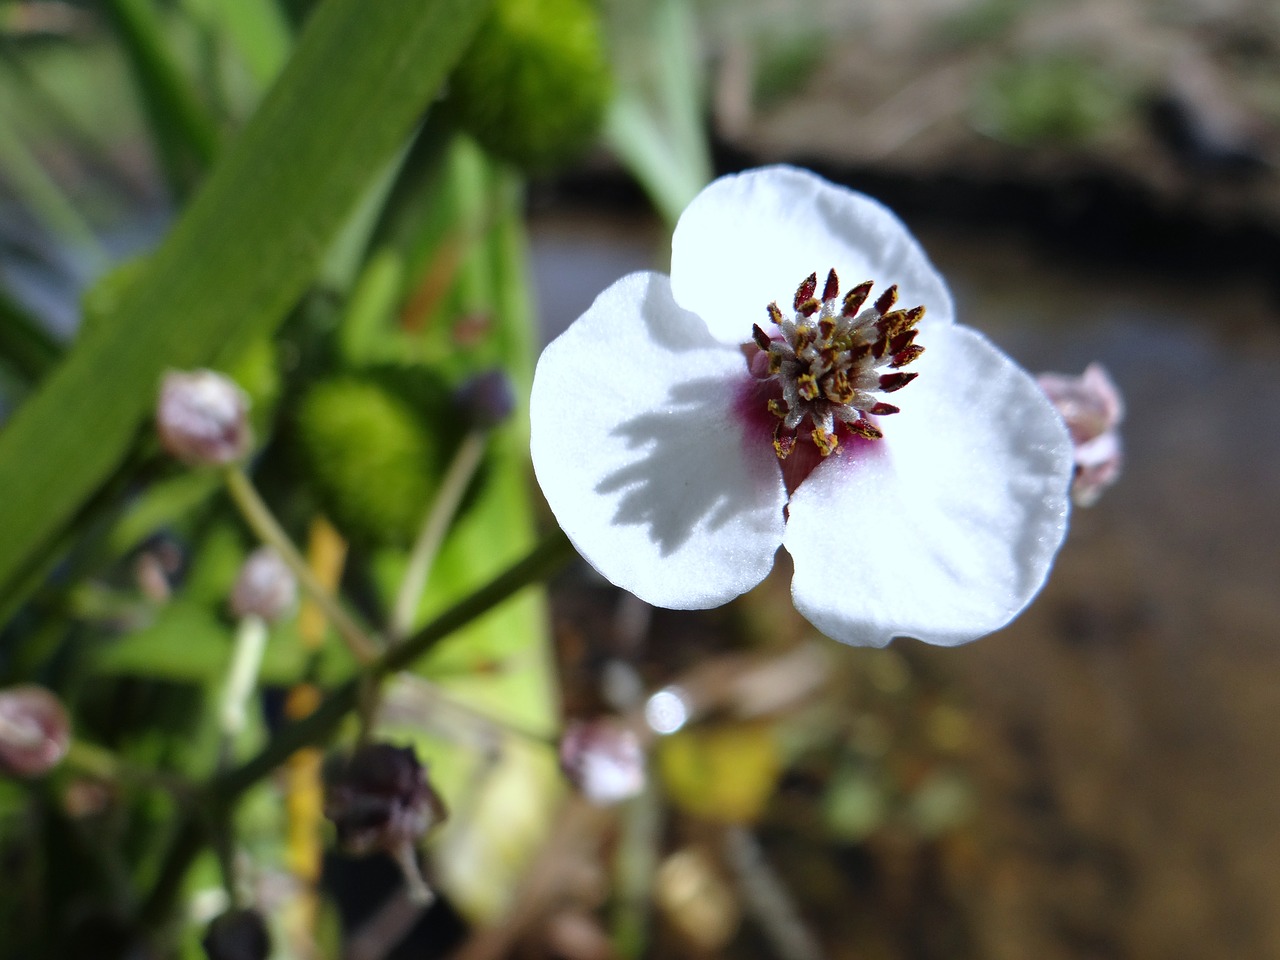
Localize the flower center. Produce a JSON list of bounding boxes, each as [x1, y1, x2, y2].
[[749, 269, 926, 461]]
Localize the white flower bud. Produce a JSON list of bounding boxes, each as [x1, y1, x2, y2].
[[229, 547, 297, 623], [559, 718, 645, 806], [0, 685, 70, 778], [156, 369, 252, 467]]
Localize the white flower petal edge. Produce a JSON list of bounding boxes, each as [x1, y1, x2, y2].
[[530, 271, 787, 609], [784, 325, 1073, 647], [670, 166, 955, 345]]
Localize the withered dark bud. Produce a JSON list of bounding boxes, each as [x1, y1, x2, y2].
[[0, 685, 71, 778], [201, 907, 271, 960], [323, 743, 447, 857], [454, 368, 516, 428]]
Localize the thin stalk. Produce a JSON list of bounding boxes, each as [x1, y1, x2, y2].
[[136, 529, 573, 928], [216, 528, 573, 800], [223, 466, 379, 663], [219, 615, 269, 750], [391, 428, 488, 641]]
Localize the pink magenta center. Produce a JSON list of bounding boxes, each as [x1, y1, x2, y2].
[[732, 371, 883, 497]]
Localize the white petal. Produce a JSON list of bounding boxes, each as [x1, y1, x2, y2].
[[530, 272, 787, 609], [784, 325, 1073, 647], [670, 166, 954, 345]]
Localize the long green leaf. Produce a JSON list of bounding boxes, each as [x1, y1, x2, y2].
[[104, 0, 222, 192], [0, 0, 490, 610]]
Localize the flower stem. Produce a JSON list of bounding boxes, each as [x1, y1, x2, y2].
[[134, 528, 576, 928], [390, 429, 488, 642], [216, 528, 573, 800], [220, 616, 269, 747], [223, 466, 379, 663]]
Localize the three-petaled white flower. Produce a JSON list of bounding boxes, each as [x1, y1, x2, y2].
[[530, 166, 1073, 647]]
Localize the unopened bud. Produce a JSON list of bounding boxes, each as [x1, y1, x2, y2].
[[454, 368, 515, 428], [156, 369, 252, 467], [229, 547, 296, 623], [323, 743, 447, 857], [0, 685, 71, 778], [1037, 362, 1124, 506], [559, 718, 645, 806], [201, 907, 271, 960]]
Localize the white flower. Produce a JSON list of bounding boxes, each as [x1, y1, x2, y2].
[[530, 166, 1073, 647]]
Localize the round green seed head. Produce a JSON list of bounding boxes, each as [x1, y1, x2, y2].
[[294, 376, 445, 546], [447, 0, 612, 171]]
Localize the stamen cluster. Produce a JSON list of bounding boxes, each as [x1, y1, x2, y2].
[[751, 269, 926, 460]]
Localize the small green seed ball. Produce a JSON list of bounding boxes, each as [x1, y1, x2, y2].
[[446, 0, 612, 171], [293, 376, 445, 546]]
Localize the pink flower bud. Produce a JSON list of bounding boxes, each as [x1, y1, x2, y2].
[[156, 369, 252, 467], [559, 718, 645, 806], [0, 685, 70, 778], [1037, 363, 1124, 506], [228, 547, 296, 623]]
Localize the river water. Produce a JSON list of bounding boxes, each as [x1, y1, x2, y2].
[[529, 207, 1280, 960]]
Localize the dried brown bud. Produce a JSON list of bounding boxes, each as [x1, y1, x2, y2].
[[559, 718, 645, 806], [201, 908, 271, 960], [228, 547, 296, 623], [156, 369, 252, 467], [323, 743, 447, 856], [0, 685, 71, 778]]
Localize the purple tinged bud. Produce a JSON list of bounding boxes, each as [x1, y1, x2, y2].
[[559, 718, 645, 806], [454, 368, 516, 428], [0, 685, 70, 778], [1037, 363, 1124, 507], [229, 547, 297, 623], [201, 908, 271, 960], [156, 369, 252, 467], [323, 743, 447, 857]]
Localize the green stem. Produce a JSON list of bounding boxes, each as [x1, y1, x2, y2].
[[217, 528, 573, 799], [223, 466, 379, 663], [390, 428, 488, 641], [134, 529, 575, 927], [219, 615, 269, 745]]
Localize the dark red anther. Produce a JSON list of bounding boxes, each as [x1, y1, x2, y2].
[[772, 426, 796, 460], [876, 309, 909, 338], [869, 402, 900, 416], [890, 344, 925, 368], [843, 281, 874, 317], [752, 324, 772, 350], [879, 371, 918, 393], [904, 304, 926, 325], [848, 419, 884, 440], [794, 273, 818, 311], [822, 269, 839, 302], [873, 285, 899, 315], [887, 329, 918, 355]]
